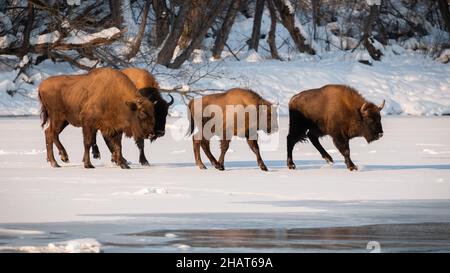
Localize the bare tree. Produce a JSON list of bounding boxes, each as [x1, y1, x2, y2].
[[109, 0, 123, 27], [157, 0, 192, 66], [167, 0, 227, 69], [437, 0, 450, 33], [126, 0, 151, 60], [248, 0, 265, 51], [267, 0, 282, 60], [20, 1, 35, 57], [212, 0, 240, 59], [311, 0, 320, 40], [152, 0, 170, 47], [273, 0, 315, 54], [179, 0, 205, 49], [362, 3, 383, 61]]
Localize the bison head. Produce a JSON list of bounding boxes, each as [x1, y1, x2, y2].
[[360, 100, 385, 143], [127, 98, 155, 140], [139, 88, 174, 141]]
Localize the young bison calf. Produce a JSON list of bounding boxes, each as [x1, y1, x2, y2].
[[287, 85, 385, 171]]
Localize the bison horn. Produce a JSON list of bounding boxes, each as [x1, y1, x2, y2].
[[167, 94, 174, 106], [379, 100, 385, 110], [360, 102, 369, 113]]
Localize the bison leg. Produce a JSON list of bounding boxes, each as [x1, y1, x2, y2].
[[82, 125, 95, 169], [193, 139, 206, 169], [307, 132, 333, 164], [287, 134, 304, 170], [332, 137, 357, 171], [110, 133, 130, 169], [135, 138, 150, 166], [246, 139, 268, 171], [218, 140, 230, 170], [52, 120, 69, 163], [201, 139, 222, 170], [44, 126, 60, 168], [101, 133, 127, 165], [91, 132, 101, 159]]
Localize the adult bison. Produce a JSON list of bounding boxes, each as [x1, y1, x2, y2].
[[287, 84, 384, 171], [38, 68, 155, 169], [91, 68, 174, 165], [188, 88, 278, 171]]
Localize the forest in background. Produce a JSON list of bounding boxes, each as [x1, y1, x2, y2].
[[0, 0, 449, 71]]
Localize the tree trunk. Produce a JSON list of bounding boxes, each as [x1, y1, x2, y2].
[[168, 0, 227, 69], [267, 0, 281, 60], [109, 0, 123, 27], [157, 1, 192, 66], [126, 0, 151, 60], [20, 2, 34, 57], [212, 0, 240, 59], [272, 0, 315, 54], [248, 0, 265, 51], [152, 0, 170, 47], [362, 3, 383, 61], [438, 0, 450, 33], [179, 0, 205, 49], [311, 0, 320, 39]]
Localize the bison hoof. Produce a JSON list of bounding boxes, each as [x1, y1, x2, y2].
[[198, 164, 207, 170], [50, 162, 61, 168], [120, 164, 131, 169], [260, 165, 268, 171], [84, 163, 95, 169], [324, 157, 334, 164], [288, 163, 296, 170], [92, 153, 101, 159], [140, 161, 150, 166], [60, 155, 69, 163], [217, 165, 225, 171], [348, 165, 358, 171]]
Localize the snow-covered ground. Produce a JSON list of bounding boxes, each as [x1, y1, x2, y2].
[[1, 52, 450, 116], [0, 116, 449, 224], [0, 116, 450, 252]]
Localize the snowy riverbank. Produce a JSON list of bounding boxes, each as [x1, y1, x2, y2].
[[1, 52, 450, 116]]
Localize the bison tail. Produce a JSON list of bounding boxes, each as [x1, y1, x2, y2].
[[38, 92, 49, 128], [288, 109, 308, 143], [186, 100, 196, 137]]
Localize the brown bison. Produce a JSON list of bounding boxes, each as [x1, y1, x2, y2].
[[38, 68, 155, 169], [287, 84, 384, 171], [90, 67, 174, 166], [188, 88, 278, 171]]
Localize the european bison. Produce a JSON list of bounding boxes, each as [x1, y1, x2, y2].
[[38, 68, 155, 169], [120, 68, 173, 165], [90, 68, 174, 165], [287, 84, 384, 171], [188, 88, 278, 171]]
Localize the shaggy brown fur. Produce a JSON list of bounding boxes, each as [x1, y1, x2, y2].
[[287, 84, 385, 171], [108, 67, 174, 166], [188, 88, 278, 171], [38, 68, 155, 169]]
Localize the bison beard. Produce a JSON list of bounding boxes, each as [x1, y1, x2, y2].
[[287, 84, 385, 171]]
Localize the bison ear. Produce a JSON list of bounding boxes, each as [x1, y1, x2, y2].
[[378, 100, 385, 110], [126, 101, 138, 112], [360, 103, 369, 114]]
